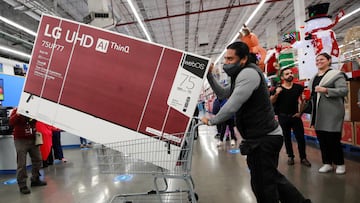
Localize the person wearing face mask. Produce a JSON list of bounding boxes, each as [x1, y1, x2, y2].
[[308, 52, 348, 174], [270, 68, 311, 167], [201, 41, 311, 203]]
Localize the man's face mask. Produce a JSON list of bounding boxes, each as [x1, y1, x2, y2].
[[223, 62, 243, 76]]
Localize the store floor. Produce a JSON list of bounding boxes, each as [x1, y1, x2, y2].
[[1, 125, 360, 203]]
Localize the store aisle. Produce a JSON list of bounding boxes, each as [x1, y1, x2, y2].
[[0, 125, 359, 203]]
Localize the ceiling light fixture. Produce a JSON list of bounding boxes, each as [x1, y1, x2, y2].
[[0, 45, 31, 59], [214, 0, 266, 64], [126, 0, 152, 42], [339, 7, 360, 22], [0, 15, 37, 37]]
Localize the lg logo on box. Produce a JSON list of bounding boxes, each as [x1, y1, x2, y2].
[[95, 38, 109, 53]]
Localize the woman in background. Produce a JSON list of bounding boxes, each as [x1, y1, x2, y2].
[[308, 52, 348, 174], [36, 121, 55, 167], [52, 128, 67, 163]]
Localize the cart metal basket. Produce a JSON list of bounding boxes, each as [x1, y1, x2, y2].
[[96, 118, 201, 203]]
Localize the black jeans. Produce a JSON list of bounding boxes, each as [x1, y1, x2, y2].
[[52, 131, 64, 159], [278, 114, 307, 159], [246, 135, 308, 203], [316, 130, 344, 165], [219, 118, 236, 141]]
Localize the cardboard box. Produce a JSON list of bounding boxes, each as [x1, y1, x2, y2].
[[302, 117, 354, 143], [341, 121, 354, 144], [355, 122, 360, 146], [302, 118, 317, 137], [16, 15, 211, 169], [344, 80, 360, 121]]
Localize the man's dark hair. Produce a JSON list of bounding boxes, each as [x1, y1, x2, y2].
[[248, 53, 259, 64], [280, 67, 291, 76], [227, 41, 250, 60]]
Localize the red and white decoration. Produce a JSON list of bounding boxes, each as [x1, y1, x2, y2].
[[292, 5, 344, 80]]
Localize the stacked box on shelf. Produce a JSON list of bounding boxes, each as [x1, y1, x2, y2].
[[301, 115, 354, 144], [344, 80, 360, 122], [355, 122, 360, 146], [302, 114, 316, 137], [341, 121, 354, 144]]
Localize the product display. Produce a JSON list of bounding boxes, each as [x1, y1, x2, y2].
[[17, 15, 210, 164], [0, 107, 12, 135]]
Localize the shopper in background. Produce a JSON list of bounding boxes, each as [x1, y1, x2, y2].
[[52, 128, 67, 163], [36, 121, 55, 168], [219, 114, 237, 147], [212, 97, 223, 139], [201, 41, 311, 203], [192, 105, 200, 140], [9, 108, 47, 195], [214, 98, 237, 147], [80, 137, 92, 148], [270, 68, 311, 167], [308, 52, 348, 174], [198, 100, 206, 116]]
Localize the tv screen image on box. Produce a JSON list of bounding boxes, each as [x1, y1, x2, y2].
[[0, 78, 3, 101], [14, 66, 24, 76]]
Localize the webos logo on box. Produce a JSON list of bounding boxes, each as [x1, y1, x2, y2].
[[182, 55, 208, 78]]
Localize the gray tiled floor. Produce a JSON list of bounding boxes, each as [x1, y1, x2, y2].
[[1, 125, 360, 203]]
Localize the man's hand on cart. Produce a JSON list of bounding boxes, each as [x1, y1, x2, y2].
[[201, 117, 210, 125]]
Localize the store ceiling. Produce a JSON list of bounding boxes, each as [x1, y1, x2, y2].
[[0, 0, 359, 62]]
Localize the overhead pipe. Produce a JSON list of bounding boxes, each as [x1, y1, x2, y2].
[[116, 0, 286, 27], [0, 30, 34, 48], [165, 0, 174, 47], [209, 0, 236, 54], [184, 0, 190, 51], [98, 0, 117, 30], [0, 45, 31, 61]]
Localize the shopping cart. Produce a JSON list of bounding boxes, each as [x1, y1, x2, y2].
[[96, 118, 201, 203]]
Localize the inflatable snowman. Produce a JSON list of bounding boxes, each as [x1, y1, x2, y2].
[[292, 3, 344, 79]]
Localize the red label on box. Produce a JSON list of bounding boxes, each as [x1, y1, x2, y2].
[[341, 122, 353, 144], [355, 122, 360, 146]]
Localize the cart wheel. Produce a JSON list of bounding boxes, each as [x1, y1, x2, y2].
[[188, 192, 199, 202]]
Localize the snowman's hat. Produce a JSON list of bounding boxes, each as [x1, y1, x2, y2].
[[305, 2, 332, 22]]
